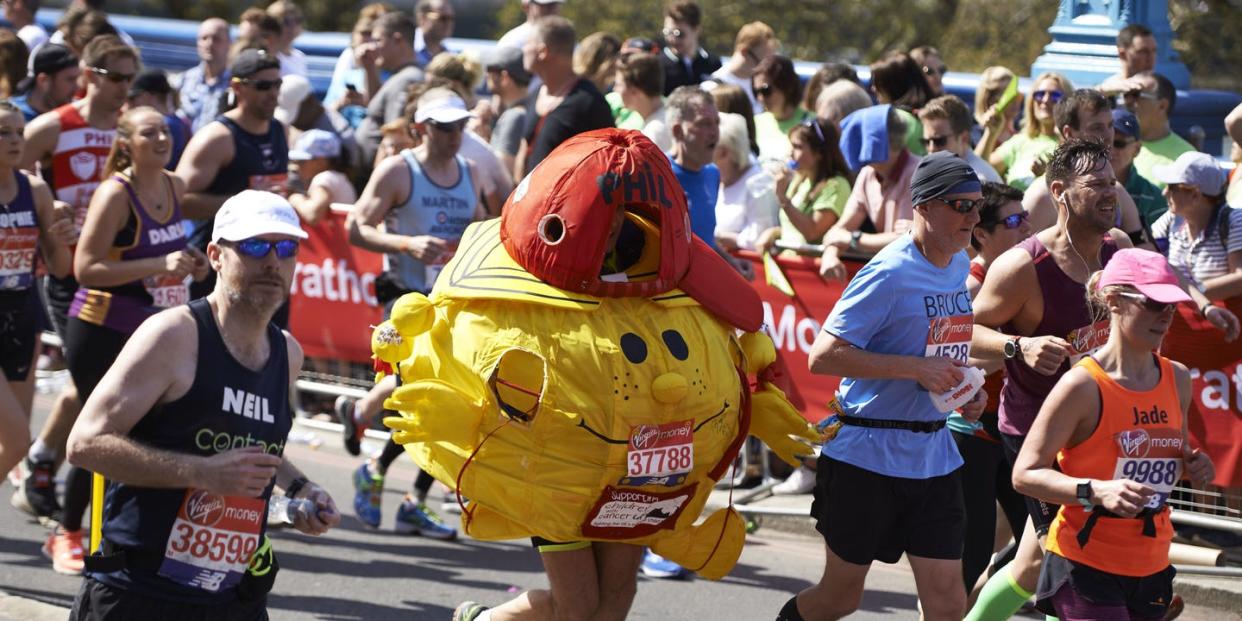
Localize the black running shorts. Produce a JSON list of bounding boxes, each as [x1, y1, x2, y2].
[[1000, 432, 1061, 536], [69, 578, 268, 621], [811, 454, 965, 565]]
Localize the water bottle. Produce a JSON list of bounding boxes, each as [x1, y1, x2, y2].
[[931, 366, 987, 414], [268, 494, 315, 524]]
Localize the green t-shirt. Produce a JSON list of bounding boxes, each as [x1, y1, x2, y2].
[[895, 107, 926, 157], [755, 107, 812, 162], [1122, 169, 1169, 231], [1132, 132, 1196, 189], [606, 91, 640, 129], [778, 174, 849, 246], [994, 133, 1059, 191]]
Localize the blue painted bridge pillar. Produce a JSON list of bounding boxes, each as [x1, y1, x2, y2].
[[1030, 0, 1190, 89]]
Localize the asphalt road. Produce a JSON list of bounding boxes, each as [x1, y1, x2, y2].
[[0, 378, 1222, 620]]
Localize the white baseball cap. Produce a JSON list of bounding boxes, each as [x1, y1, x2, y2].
[[289, 129, 342, 161], [212, 191, 309, 242], [1151, 151, 1227, 196], [415, 87, 474, 124], [274, 74, 313, 126]]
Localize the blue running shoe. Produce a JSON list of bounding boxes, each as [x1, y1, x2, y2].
[[352, 462, 383, 529], [640, 549, 691, 579], [394, 495, 457, 540]]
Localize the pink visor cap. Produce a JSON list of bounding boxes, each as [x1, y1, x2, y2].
[[1096, 248, 1192, 304]]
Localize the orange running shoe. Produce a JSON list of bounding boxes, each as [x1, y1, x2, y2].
[[43, 527, 84, 575]]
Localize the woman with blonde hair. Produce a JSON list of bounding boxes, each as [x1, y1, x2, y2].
[[573, 31, 623, 92], [973, 66, 1023, 159], [988, 72, 1073, 190]]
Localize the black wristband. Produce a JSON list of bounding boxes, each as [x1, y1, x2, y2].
[[285, 476, 309, 499]]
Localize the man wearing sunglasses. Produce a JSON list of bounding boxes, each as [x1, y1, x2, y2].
[[782, 152, 986, 621], [918, 95, 1002, 184], [658, 0, 720, 96], [178, 49, 290, 306], [65, 191, 341, 620], [965, 139, 1237, 621], [1125, 71, 1195, 190], [14, 35, 133, 533], [414, 0, 456, 68], [342, 87, 486, 539]]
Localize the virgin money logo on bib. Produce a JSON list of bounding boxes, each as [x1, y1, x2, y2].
[[70, 152, 97, 181], [1068, 320, 1110, 362], [1115, 429, 1151, 458], [925, 314, 972, 361], [184, 490, 226, 527]]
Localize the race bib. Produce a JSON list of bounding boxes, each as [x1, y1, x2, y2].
[[619, 420, 693, 487], [0, 230, 38, 290], [1067, 320, 1110, 364], [926, 314, 973, 362], [1113, 428, 1183, 510], [158, 489, 264, 593], [143, 273, 192, 308], [248, 173, 289, 194]]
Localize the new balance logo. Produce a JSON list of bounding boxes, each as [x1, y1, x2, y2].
[[222, 387, 274, 423]]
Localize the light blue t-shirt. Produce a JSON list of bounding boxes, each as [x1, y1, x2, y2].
[[821, 235, 972, 479], [668, 156, 721, 246]]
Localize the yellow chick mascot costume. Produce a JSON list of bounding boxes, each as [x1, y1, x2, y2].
[[371, 129, 815, 579]]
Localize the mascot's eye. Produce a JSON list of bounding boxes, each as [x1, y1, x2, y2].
[[620, 333, 648, 364], [662, 330, 689, 361]]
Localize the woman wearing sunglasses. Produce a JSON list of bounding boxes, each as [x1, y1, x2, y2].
[[955, 182, 1032, 602], [988, 72, 1073, 191], [1013, 248, 1214, 621], [752, 55, 811, 163]]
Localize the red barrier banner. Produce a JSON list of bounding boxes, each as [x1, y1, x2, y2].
[[736, 251, 863, 424], [288, 205, 383, 364], [1161, 300, 1242, 488]]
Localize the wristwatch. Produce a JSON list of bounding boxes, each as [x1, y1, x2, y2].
[[1076, 481, 1094, 509], [849, 230, 862, 251], [1003, 337, 1022, 360], [285, 476, 310, 499]]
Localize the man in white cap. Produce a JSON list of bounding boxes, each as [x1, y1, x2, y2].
[[339, 87, 487, 537], [274, 74, 359, 170], [65, 191, 339, 619]]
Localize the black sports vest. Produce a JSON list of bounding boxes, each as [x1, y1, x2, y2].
[[92, 298, 291, 603]]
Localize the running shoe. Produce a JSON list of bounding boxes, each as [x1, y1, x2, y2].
[[352, 462, 384, 529], [394, 496, 457, 540], [441, 492, 465, 515], [452, 601, 490, 621], [639, 549, 691, 579], [771, 465, 816, 495], [12, 457, 61, 520], [43, 527, 84, 575], [334, 396, 364, 456]]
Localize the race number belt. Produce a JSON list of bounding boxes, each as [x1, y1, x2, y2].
[[157, 489, 264, 592]]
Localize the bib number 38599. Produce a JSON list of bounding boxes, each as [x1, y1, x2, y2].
[[158, 489, 264, 592]]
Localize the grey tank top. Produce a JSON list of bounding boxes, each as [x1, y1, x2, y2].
[[384, 151, 476, 293]]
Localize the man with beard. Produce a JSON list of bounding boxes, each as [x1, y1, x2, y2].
[[177, 50, 289, 308], [64, 191, 339, 619], [963, 139, 1237, 621]]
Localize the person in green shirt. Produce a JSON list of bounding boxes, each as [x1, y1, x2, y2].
[[752, 55, 811, 163], [1110, 108, 1167, 235], [1125, 71, 1195, 187], [987, 72, 1073, 191], [756, 118, 851, 254]]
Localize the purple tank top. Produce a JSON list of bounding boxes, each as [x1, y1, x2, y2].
[[70, 174, 189, 334], [997, 234, 1119, 436]]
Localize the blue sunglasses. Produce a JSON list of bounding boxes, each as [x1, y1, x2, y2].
[[234, 238, 300, 259]]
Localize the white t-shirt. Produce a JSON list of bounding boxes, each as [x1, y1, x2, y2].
[[964, 150, 1003, 184], [459, 130, 514, 209], [703, 68, 760, 114], [310, 170, 358, 205], [715, 165, 778, 250], [279, 49, 309, 78], [497, 22, 532, 50], [640, 107, 673, 153]]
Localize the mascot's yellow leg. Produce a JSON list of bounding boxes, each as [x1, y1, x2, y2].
[[650, 507, 746, 580], [382, 379, 484, 449]]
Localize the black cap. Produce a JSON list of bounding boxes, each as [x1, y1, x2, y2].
[[621, 37, 660, 57], [18, 44, 78, 94], [909, 151, 981, 206], [128, 69, 172, 98], [230, 49, 281, 80]]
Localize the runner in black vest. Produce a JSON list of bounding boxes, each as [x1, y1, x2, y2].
[[176, 49, 289, 320], [64, 191, 338, 619]]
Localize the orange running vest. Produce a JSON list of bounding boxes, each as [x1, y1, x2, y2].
[[1046, 355, 1183, 577]]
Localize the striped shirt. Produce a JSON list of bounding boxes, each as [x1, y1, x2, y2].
[[1151, 205, 1242, 286]]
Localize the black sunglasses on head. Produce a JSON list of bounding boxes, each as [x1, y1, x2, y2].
[[236, 77, 283, 91]]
